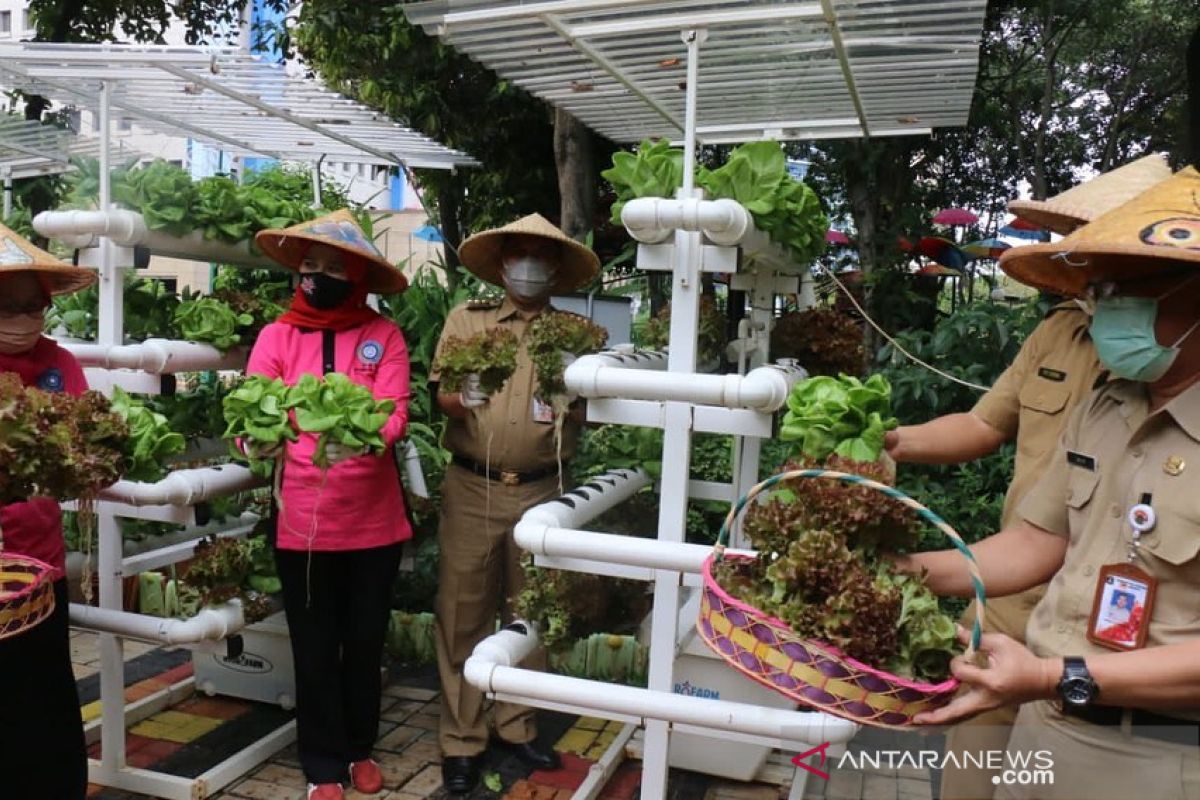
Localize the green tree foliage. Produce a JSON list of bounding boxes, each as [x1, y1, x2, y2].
[[290, 2, 561, 284]]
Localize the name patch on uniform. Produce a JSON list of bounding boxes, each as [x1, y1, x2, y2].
[[1067, 451, 1096, 471], [357, 340, 383, 365], [1038, 367, 1067, 382]]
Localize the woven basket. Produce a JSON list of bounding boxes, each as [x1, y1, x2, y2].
[[697, 468, 987, 729], [0, 542, 56, 641]]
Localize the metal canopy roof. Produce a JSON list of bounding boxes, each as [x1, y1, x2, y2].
[[0, 116, 145, 180], [404, 0, 986, 144], [0, 42, 477, 169]]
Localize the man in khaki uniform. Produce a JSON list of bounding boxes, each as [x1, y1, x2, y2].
[[430, 214, 599, 795], [902, 165, 1200, 800], [885, 154, 1170, 800]]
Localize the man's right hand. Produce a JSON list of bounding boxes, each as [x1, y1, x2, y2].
[[460, 373, 490, 409], [883, 429, 902, 460]]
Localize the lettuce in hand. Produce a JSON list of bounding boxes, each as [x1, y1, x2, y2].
[[779, 374, 898, 463]]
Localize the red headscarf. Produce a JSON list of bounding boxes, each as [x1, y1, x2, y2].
[[276, 256, 380, 331]]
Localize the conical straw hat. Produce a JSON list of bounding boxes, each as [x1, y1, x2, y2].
[[999, 166, 1200, 297], [254, 209, 407, 294], [0, 223, 95, 295], [1007, 154, 1174, 235], [458, 213, 599, 292]]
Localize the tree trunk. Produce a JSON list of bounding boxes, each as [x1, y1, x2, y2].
[[437, 177, 464, 293], [553, 108, 595, 243], [24, 0, 89, 121]]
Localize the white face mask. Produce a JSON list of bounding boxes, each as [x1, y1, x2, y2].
[[0, 311, 45, 354], [502, 256, 557, 302]]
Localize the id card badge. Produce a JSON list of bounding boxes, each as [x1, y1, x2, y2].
[[532, 396, 554, 424], [1087, 562, 1157, 651]]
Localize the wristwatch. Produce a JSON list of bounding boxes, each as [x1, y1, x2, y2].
[[1057, 656, 1100, 712]]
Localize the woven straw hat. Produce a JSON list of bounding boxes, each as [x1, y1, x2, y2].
[[1007, 154, 1174, 235], [255, 209, 407, 294], [458, 213, 600, 292], [0, 223, 96, 296], [999, 166, 1200, 297]]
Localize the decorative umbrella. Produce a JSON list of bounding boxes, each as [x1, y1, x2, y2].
[[932, 207, 979, 226], [917, 264, 962, 277], [826, 229, 851, 245], [916, 236, 968, 269], [962, 238, 1012, 260], [413, 224, 445, 243], [999, 216, 1045, 240]]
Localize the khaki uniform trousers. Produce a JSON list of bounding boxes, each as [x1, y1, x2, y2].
[[435, 464, 558, 757], [997, 700, 1200, 800], [941, 586, 1045, 800]]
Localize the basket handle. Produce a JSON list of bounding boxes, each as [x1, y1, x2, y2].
[[713, 468, 985, 654]]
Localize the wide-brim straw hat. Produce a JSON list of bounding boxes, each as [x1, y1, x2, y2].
[[1007, 154, 1174, 235], [254, 209, 407, 294], [0, 223, 96, 296], [458, 213, 600, 293], [999, 166, 1200, 297]]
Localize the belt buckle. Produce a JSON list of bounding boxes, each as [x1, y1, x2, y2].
[[500, 470, 521, 486]]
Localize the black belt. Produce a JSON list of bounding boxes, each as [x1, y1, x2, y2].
[[1065, 704, 1200, 747], [451, 455, 558, 486]]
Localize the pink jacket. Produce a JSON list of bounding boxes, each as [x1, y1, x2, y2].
[[0, 337, 89, 580], [246, 318, 413, 551]]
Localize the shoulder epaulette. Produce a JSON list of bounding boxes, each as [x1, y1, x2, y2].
[[466, 297, 502, 310]]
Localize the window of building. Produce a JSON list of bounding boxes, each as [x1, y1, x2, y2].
[[0, 12, 12, 35], [22, 9, 30, 32]]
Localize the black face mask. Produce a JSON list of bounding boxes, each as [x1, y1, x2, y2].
[[300, 272, 353, 309]]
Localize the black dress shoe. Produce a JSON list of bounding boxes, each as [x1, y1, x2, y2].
[[441, 755, 482, 795], [493, 738, 561, 770]]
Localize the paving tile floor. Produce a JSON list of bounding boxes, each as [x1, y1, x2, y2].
[[70, 631, 936, 800]]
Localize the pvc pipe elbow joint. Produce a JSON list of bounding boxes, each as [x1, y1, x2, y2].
[[620, 197, 751, 245]]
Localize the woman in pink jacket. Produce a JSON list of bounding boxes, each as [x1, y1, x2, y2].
[[0, 225, 97, 800], [249, 211, 413, 800]]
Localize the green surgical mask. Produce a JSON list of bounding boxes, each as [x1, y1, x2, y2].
[[1089, 276, 1200, 382]]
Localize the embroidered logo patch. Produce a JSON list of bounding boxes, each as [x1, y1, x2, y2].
[[358, 340, 383, 365], [37, 367, 64, 392]]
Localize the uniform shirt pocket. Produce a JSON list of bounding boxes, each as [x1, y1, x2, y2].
[[1141, 498, 1200, 627], [1016, 382, 1071, 459], [1065, 467, 1100, 536]]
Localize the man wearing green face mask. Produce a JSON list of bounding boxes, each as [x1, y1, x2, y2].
[[1087, 274, 1200, 382], [891, 163, 1200, 800]]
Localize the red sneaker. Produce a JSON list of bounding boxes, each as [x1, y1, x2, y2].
[[350, 759, 384, 794], [307, 783, 344, 800]]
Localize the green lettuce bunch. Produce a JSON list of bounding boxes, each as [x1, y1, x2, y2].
[[110, 388, 186, 483], [433, 328, 519, 396], [112, 161, 198, 237], [288, 373, 394, 468], [174, 297, 253, 353], [780, 374, 898, 462], [221, 375, 297, 478], [601, 139, 685, 225]]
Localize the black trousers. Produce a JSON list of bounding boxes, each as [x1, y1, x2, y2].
[[275, 543, 403, 784], [0, 579, 87, 799]]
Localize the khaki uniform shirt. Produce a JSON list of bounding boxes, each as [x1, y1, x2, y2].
[[972, 305, 1101, 528], [1020, 378, 1200, 687], [431, 297, 580, 471]]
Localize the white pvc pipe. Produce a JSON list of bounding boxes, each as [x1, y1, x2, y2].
[[70, 600, 245, 645], [63, 512, 259, 579], [621, 197, 751, 246], [520, 468, 651, 531], [60, 338, 248, 373], [516, 524, 753, 576], [401, 440, 429, 499], [464, 624, 857, 746], [33, 209, 278, 269], [565, 357, 801, 412], [99, 465, 263, 507]]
